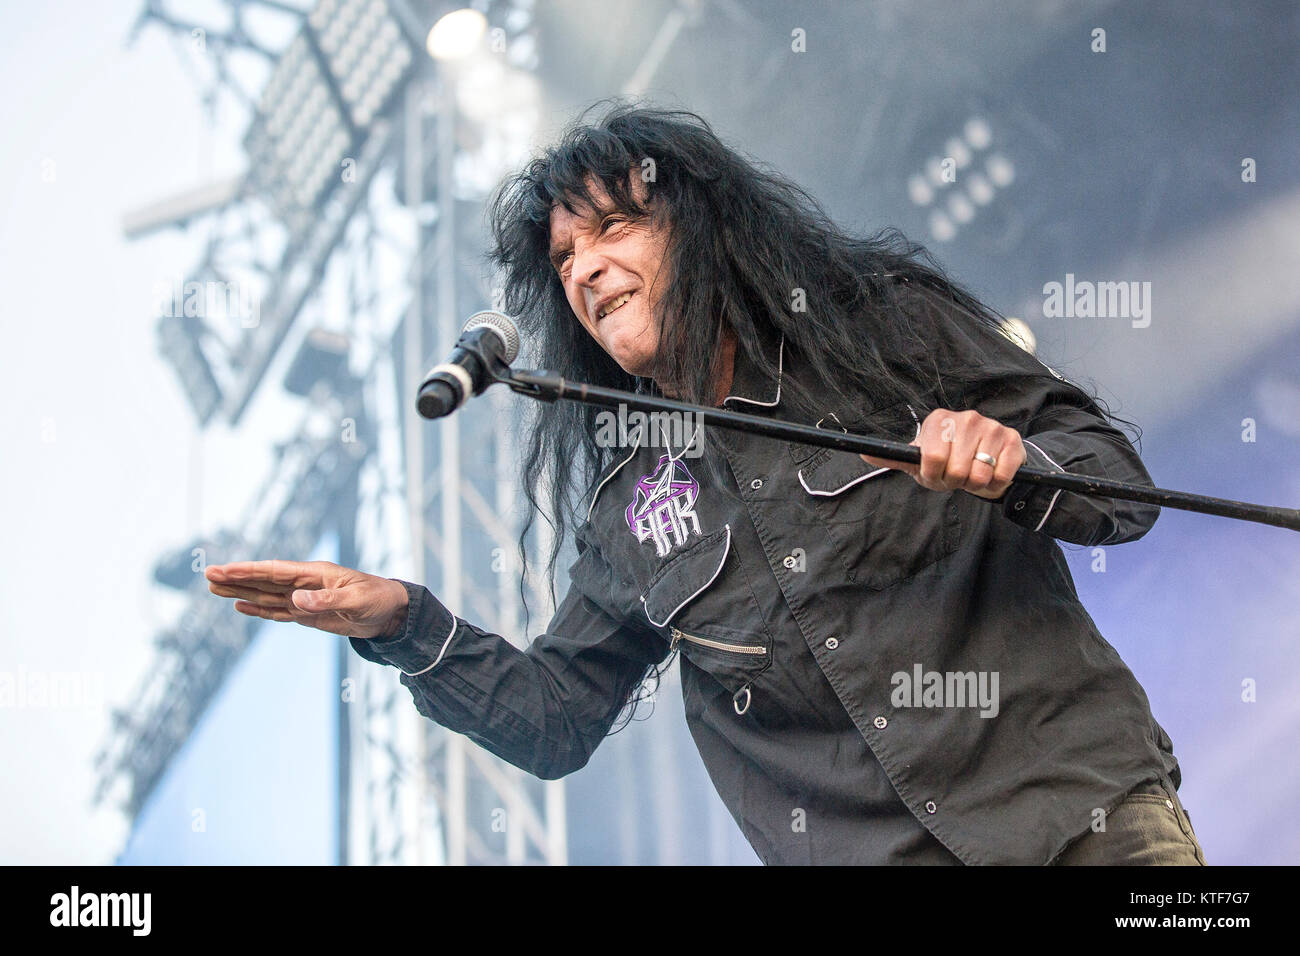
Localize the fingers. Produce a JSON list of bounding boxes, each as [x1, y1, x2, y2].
[[966, 448, 998, 493], [906, 410, 963, 489], [290, 588, 343, 613], [986, 433, 1027, 498], [208, 581, 296, 607], [230, 596, 374, 639], [972, 429, 1029, 502], [942, 412, 992, 490], [208, 560, 343, 626], [208, 559, 400, 639], [873, 408, 1026, 499], [859, 451, 918, 475], [227, 593, 350, 634], [233, 600, 298, 623], [205, 559, 335, 591]]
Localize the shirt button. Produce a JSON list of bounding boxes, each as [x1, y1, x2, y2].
[[825, 637, 839, 650], [873, 716, 887, 729], [750, 478, 763, 490], [1013, 500, 1026, 511], [782, 555, 796, 568], [1165, 799, 1174, 810], [925, 800, 937, 814]]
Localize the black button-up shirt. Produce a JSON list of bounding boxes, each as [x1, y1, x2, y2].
[[350, 281, 1181, 864]]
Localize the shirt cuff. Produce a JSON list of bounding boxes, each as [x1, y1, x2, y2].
[[999, 439, 1067, 533], [347, 580, 460, 677]]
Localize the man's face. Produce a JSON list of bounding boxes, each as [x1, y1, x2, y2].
[[548, 174, 670, 378]]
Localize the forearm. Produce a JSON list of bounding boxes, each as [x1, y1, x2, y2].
[[994, 422, 1161, 546], [350, 578, 661, 779], [894, 281, 1160, 547]]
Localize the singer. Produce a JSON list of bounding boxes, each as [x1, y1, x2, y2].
[[207, 103, 1207, 866]]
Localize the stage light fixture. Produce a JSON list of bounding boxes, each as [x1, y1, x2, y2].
[[284, 327, 352, 397], [427, 8, 488, 61], [905, 115, 1014, 244], [243, 33, 351, 233], [244, 0, 414, 233], [313, 0, 413, 128], [156, 313, 223, 426]]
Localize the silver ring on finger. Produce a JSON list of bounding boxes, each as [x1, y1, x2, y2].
[[974, 451, 998, 468]]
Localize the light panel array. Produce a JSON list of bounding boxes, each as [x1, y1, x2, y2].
[[244, 32, 351, 228], [906, 116, 1016, 244], [244, 0, 414, 233], [311, 0, 413, 129]]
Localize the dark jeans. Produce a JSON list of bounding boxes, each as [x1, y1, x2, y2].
[[1052, 776, 1208, 866]]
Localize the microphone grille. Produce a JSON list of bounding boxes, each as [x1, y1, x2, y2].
[[463, 310, 521, 363]]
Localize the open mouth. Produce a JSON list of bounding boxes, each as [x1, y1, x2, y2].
[[597, 291, 634, 320]]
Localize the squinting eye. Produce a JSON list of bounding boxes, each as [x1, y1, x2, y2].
[[600, 215, 626, 232]]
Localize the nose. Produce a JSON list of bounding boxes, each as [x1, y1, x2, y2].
[[571, 240, 606, 290]]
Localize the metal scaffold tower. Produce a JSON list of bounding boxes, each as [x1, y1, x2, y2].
[[96, 0, 565, 865]]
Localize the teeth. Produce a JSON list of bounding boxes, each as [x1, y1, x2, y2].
[[598, 292, 632, 318]]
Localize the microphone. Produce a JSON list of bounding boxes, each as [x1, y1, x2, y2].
[[416, 310, 521, 420]]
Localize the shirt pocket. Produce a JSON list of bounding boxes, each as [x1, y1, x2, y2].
[[638, 525, 773, 715], [670, 623, 770, 716], [793, 445, 963, 590]]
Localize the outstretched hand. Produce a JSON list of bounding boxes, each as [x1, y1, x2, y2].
[[206, 560, 409, 639]]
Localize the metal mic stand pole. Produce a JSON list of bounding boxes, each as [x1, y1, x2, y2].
[[485, 364, 1300, 533]]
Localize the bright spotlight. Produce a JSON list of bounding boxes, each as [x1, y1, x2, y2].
[[427, 8, 488, 60], [998, 317, 1037, 355]]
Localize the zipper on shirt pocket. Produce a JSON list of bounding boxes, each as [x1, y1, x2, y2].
[[669, 626, 764, 715], [670, 626, 766, 656]]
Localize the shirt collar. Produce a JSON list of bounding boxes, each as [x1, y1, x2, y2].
[[720, 330, 785, 410], [584, 331, 785, 521]]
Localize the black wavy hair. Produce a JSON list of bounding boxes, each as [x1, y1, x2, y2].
[[486, 100, 1133, 717]]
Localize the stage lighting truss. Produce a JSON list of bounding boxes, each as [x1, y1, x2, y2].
[[157, 310, 224, 426], [151, 245, 281, 428], [121, 0, 556, 863]]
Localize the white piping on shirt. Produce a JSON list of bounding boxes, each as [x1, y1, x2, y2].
[[585, 420, 646, 521], [640, 525, 732, 628], [586, 404, 703, 521], [722, 335, 785, 408], [400, 613, 459, 677], [797, 410, 922, 497], [665, 419, 702, 464], [1023, 439, 1065, 533], [799, 465, 890, 496]]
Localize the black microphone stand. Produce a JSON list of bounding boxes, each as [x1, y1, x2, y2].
[[458, 344, 1300, 534]]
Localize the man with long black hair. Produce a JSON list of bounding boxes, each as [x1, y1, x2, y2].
[[206, 103, 1207, 866]]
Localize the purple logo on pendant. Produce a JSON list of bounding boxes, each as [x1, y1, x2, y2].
[[625, 455, 702, 557]]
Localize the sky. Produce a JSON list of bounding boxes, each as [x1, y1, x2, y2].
[[0, 0, 296, 864]]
